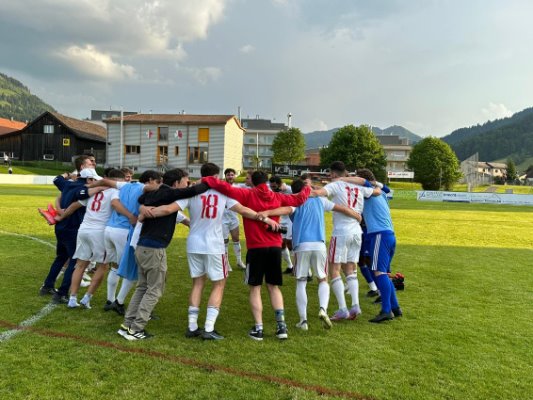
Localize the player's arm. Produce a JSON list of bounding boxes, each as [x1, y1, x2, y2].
[[176, 212, 190, 227], [54, 201, 83, 222], [111, 198, 137, 226], [279, 185, 311, 207], [257, 206, 294, 218], [202, 177, 248, 203], [140, 202, 181, 219], [86, 178, 118, 189], [332, 204, 362, 223], [230, 203, 281, 231]]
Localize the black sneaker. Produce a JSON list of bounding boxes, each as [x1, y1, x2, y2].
[[366, 290, 379, 298], [202, 330, 224, 340], [373, 295, 382, 304], [39, 285, 56, 296], [248, 326, 264, 341], [185, 327, 203, 338], [369, 311, 394, 323], [283, 268, 293, 275], [112, 300, 125, 316], [392, 307, 403, 317], [275, 324, 288, 340], [52, 293, 69, 304], [104, 300, 114, 311], [124, 328, 154, 341]]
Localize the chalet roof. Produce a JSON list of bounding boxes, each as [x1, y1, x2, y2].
[[486, 162, 507, 169], [105, 114, 243, 129], [0, 117, 26, 136], [51, 112, 106, 142]]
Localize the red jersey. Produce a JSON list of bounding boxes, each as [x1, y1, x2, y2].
[[202, 177, 310, 249]]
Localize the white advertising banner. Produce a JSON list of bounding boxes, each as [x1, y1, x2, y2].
[[388, 171, 414, 179], [417, 191, 533, 206]]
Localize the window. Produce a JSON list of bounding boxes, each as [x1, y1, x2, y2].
[[158, 127, 168, 141], [174, 146, 179, 156], [188, 146, 208, 164], [125, 145, 140, 154], [198, 127, 209, 142], [44, 125, 54, 134], [158, 146, 168, 165]]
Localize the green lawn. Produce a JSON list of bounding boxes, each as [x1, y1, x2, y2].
[[0, 185, 532, 400]]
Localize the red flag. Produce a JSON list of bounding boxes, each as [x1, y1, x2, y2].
[[178, 130, 183, 138], [146, 130, 153, 139]]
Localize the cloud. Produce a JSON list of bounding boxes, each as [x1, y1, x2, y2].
[[56, 45, 137, 80], [183, 66, 222, 85], [481, 102, 513, 121], [240, 45, 255, 54]]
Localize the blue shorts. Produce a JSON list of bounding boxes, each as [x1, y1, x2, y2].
[[368, 231, 396, 273]]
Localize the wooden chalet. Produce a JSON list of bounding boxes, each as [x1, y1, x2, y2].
[[0, 112, 106, 163]]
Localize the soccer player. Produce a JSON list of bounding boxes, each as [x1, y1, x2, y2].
[[312, 161, 379, 321], [39, 155, 102, 303], [202, 170, 310, 341], [258, 178, 363, 330], [55, 168, 127, 309], [142, 163, 279, 340], [269, 176, 294, 274], [221, 168, 246, 270], [340, 168, 402, 322], [103, 170, 162, 314], [118, 169, 209, 340]]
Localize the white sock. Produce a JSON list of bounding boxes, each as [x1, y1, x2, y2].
[[81, 293, 92, 304], [107, 268, 120, 302], [232, 241, 243, 264], [188, 306, 200, 331], [281, 247, 293, 268], [331, 277, 347, 311], [346, 273, 359, 307], [204, 306, 220, 333], [318, 281, 330, 312], [369, 281, 378, 292], [295, 279, 308, 322], [116, 278, 136, 304]]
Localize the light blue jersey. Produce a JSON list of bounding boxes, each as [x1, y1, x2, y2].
[[290, 197, 334, 249], [362, 192, 394, 234], [107, 182, 144, 229]]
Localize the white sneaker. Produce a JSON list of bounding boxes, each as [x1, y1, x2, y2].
[[80, 279, 90, 288], [319, 308, 332, 329], [80, 297, 92, 309], [237, 261, 246, 270], [295, 320, 308, 331], [82, 272, 92, 282], [67, 298, 79, 308]]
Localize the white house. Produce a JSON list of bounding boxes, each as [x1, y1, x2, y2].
[[105, 114, 244, 178]]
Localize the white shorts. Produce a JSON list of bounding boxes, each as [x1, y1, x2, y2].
[[281, 220, 293, 240], [73, 229, 106, 263], [328, 234, 362, 264], [187, 253, 229, 281], [104, 226, 129, 264], [222, 219, 240, 239], [294, 249, 328, 280]]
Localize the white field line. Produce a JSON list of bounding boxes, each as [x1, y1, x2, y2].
[[0, 230, 57, 343]]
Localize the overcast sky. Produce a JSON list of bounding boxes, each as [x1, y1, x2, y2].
[[1, 0, 532, 137]]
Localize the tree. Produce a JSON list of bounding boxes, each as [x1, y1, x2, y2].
[[271, 127, 306, 165], [506, 159, 517, 182], [407, 137, 461, 190], [319, 124, 387, 181]]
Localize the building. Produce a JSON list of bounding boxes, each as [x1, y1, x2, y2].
[[0, 112, 106, 163], [241, 118, 287, 170], [105, 114, 244, 178], [460, 160, 508, 185], [377, 135, 412, 174], [0, 117, 26, 158]]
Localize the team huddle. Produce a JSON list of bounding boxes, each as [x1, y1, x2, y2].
[[39, 155, 402, 341]]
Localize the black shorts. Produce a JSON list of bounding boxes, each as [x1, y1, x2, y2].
[[245, 247, 282, 286]]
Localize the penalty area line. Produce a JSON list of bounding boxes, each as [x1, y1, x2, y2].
[[0, 320, 376, 400], [0, 230, 55, 249]]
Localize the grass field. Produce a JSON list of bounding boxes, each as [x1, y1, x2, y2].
[[0, 184, 532, 400]]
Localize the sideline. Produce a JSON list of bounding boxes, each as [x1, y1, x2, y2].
[[0, 230, 56, 342], [0, 320, 375, 400]]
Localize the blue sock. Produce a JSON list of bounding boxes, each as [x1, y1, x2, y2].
[[375, 274, 392, 313], [389, 278, 399, 310], [360, 265, 374, 284]]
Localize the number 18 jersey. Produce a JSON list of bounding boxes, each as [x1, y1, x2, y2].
[[176, 189, 238, 254], [323, 180, 373, 236]]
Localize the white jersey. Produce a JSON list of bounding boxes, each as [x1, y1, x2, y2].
[[324, 180, 373, 236], [176, 189, 238, 254], [78, 188, 118, 231]]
